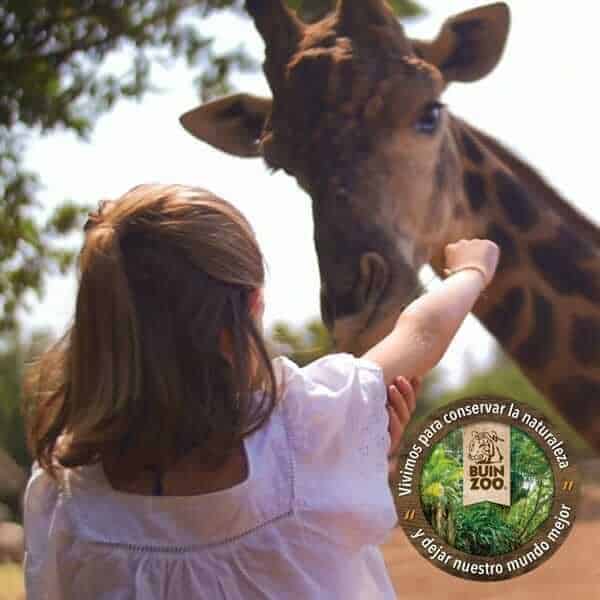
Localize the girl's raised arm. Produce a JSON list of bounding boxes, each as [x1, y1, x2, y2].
[[362, 239, 499, 385]]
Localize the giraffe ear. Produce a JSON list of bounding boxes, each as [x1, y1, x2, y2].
[[412, 3, 510, 83], [179, 94, 272, 158]]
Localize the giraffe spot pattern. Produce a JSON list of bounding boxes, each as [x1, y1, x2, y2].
[[461, 131, 485, 165], [482, 286, 525, 345], [493, 170, 539, 232], [571, 316, 600, 367], [463, 171, 487, 212], [514, 291, 556, 370], [485, 222, 519, 272], [434, 155, 447, 191], [551, 376, 600, 428], [530, 228, 600, 303], [554, 224, 595, 260], [434, 136, 453, 191], [441, 19, 485, 74]]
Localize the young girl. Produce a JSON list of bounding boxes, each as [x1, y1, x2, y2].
[[23, 184, 498, 599]]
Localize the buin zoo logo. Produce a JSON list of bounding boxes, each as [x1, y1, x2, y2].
[[395, 397, 580, 581], [464, 425, 510, 506], [468, 431, 504, 464]]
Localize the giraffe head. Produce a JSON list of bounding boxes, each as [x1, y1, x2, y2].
[[181, 1, 510, 352]]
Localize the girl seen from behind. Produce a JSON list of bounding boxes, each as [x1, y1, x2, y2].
[[23, 184, 498, 599]]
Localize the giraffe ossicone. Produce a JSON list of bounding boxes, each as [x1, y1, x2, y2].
[[181, 1, 600, 452]]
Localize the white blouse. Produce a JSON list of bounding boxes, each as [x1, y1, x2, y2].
[[24, 353, 398, 599]]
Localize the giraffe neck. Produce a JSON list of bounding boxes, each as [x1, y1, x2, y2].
[[430, 115, 600, 452]]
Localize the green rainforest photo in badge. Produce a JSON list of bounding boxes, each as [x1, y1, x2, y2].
[[420, 426, 554, 557]]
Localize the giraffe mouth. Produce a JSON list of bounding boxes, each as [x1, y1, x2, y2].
[[319, 247, 421, 354], [320, 252, 389, 330], [311, 181, 422, 354]]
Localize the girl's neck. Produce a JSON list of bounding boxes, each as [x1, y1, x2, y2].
[[102, 443, 249, 497]]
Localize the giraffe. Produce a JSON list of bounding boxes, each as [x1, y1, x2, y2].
[[180, 1, 600, 452]]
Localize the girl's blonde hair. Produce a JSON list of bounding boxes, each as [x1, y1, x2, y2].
[[25, 184, 278, 477]]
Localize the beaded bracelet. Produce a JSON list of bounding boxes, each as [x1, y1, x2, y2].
[[442, 265, 488, 287]]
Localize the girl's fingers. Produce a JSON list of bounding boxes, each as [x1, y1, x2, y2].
[[391, 377, 415, 420], [398, 375, 419, 414], [410, 376, 422, 397], [396, 394, 412, 426], [407, 378, 418, 413], [388, 455, 399, 477], [387, 376, 422, 476], [387, 391, 405, 455]]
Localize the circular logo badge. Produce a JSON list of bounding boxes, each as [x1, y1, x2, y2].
[[395, 396, 580, 581]]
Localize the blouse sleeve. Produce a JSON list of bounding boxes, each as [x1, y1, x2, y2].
[[23, 463, 63, 599], [277, 352, 398, 549]]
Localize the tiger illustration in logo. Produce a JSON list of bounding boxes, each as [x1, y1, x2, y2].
[[468, 430, 504, 464]]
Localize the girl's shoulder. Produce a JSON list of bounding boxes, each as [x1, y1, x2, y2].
[[271, 352, 397, 548], [272, 352, 383, 399], [272, 352, 386, 424], [23, 462, 64, 572], [271, 351, 389, 475]]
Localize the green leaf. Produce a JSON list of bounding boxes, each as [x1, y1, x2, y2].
[[388, 0, 426, 19], [46, 202, 87, 235], [423, 481, 444, 499]]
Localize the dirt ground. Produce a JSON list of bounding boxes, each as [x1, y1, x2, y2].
[[382, 459, 600, 599]]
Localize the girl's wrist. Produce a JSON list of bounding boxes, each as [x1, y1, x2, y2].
[[443, 265, 488, 288]]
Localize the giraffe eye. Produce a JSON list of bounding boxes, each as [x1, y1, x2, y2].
[[415, 101, 445, 135]]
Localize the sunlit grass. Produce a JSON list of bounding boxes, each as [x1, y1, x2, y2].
[[0, 563, 24, 600]]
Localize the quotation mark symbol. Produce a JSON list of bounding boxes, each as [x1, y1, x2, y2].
[[562, 480, 575, 492], [404, 509, 416, 521]]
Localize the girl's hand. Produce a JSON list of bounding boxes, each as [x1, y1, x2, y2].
[[387, 375, 420, 476], [443, 238, 500, 288]]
